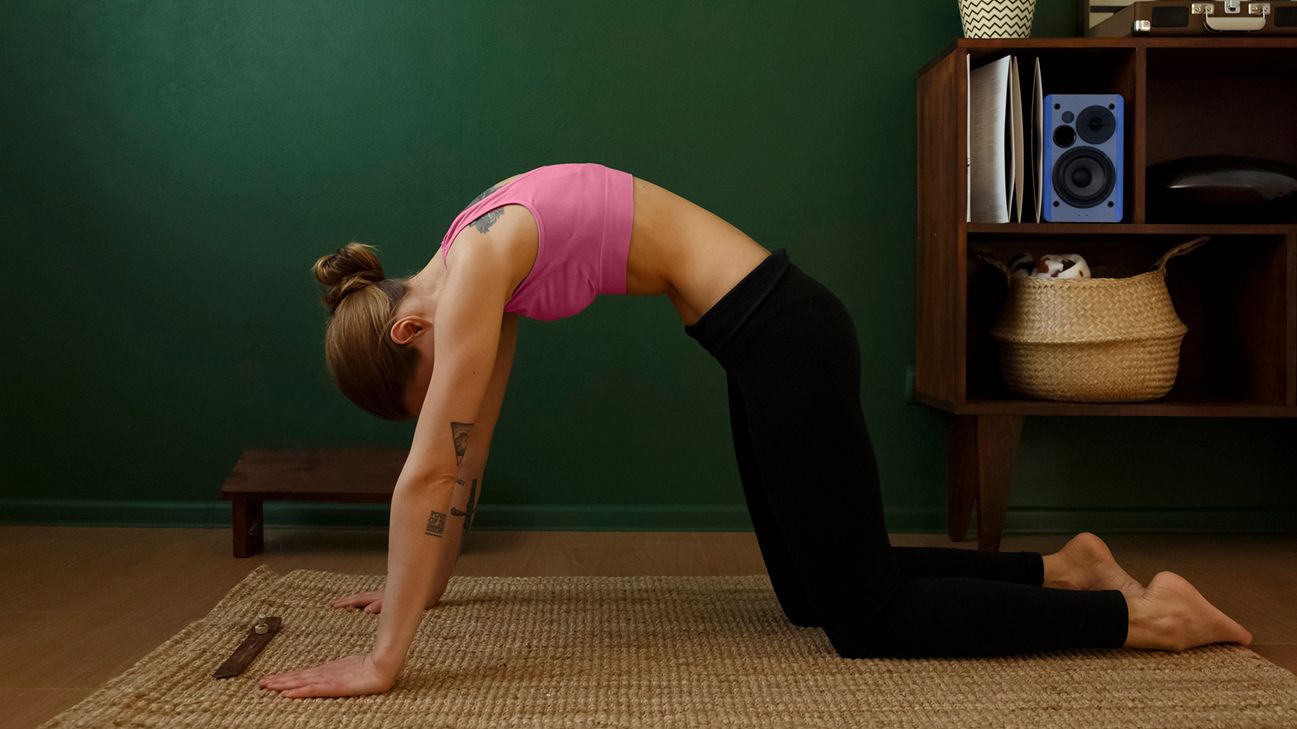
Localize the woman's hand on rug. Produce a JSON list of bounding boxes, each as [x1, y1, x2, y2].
[[331, 589, 387, 614], [258, 651, 397, 698]]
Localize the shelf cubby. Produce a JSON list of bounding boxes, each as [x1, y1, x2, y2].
[[966, 231, 1292, 410], [915, 38, 1297, 551]]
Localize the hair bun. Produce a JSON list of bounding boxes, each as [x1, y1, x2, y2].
[[312, 242, 386, 314]]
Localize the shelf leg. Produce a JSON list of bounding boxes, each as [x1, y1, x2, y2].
[[947, 416, 978, 542], [232, 499, 264, 558], [948, 414, 1024, 552]]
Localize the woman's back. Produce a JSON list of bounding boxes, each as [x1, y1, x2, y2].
[[429, 163, 770, 327]]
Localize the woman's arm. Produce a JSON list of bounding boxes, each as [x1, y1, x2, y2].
[[371, 249, 516, 674], [426, 311, 517, 604], [260, 242, 516, 698], [328, 313, 518, 614]]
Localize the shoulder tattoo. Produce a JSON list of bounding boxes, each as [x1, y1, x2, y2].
[[469, 208, 504, 234], [465, 184, 504, 234]]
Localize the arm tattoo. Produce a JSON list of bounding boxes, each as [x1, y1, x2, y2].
[[450, 422, 473, 465], [465, 478, 478, 534], [469, 207, 504, 234], [450, 478, 479, 535], [425, 510, 446, 538], [450, 478, 467, 518], [464, 182, 505, 234]]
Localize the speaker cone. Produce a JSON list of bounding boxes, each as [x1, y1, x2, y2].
[[1076, 105, 1117, 145], [1054, 147, 1115, 208]]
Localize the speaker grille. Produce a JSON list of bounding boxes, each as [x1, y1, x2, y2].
[[1076, 106, 1117, 145], [1053, 148, 1116, 208]]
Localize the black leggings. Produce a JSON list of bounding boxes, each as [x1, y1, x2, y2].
[[684, 249, 1129, 658]]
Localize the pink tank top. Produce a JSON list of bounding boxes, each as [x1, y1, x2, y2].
[[439, 162, 634, 321]]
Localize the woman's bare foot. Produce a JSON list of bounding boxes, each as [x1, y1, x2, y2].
[[1124, 571, 1253, 651], [1043, 532, 1145, 599]]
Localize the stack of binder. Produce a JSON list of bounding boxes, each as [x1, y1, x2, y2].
[[966, 55, 1043, 223]]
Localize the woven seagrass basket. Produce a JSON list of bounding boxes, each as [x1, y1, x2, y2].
[[976, 236, 1209, 402]]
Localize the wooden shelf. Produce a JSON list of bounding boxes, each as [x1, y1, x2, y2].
[[914, 37, 1297, 550], [917, 392, 1295, 419], [921, 36, 1297, 69], [966, 223, 1297, 236]]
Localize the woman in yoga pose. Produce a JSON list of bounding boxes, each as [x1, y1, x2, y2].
[[261, 162, 1252, 699]]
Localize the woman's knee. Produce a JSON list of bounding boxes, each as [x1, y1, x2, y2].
[[822, 621, 898, 659], [816, 579, 910, 658]]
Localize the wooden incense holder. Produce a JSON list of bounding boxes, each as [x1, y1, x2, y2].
[[213, 615, 282, 679]]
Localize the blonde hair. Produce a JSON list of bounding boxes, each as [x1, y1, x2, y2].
[[311, 242, 419, 420]]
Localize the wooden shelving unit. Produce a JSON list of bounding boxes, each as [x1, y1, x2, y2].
[[914, 37, 1297, 551]]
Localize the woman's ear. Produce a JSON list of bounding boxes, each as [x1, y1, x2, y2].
[[389, 315, 432, 346]]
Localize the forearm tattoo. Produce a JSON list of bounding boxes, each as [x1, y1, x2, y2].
[[450, 422, 473, 465], [450, 477, 479, 535], [425, 510, 446, 537], [429, 422, 478, 539], [466, 478, 478, 533]]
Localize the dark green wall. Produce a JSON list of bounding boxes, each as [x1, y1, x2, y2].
[[3, 1, 1293, 532]]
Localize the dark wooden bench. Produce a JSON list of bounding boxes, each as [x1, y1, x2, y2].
[[220, 447, 409, 557]]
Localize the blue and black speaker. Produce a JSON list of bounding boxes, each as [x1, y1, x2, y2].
[[1043, 94, 1124, 222]]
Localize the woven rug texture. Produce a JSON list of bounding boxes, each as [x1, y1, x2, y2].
[[38, 565, 1297, 728]]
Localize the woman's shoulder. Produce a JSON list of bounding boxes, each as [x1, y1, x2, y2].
[[461, 171, 529, 209]]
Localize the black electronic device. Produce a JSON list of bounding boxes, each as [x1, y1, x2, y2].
[[1147, 155, 1297, 223]]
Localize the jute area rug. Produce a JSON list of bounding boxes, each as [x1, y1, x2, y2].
[[39, 565, 1297, 728]]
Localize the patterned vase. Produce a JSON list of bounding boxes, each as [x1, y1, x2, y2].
[[959, 0, 1037, 38]]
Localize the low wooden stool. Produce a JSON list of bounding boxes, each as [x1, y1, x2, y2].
[[220, 447, 409, 557]]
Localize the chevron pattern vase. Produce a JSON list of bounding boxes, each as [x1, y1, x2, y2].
[[958, 0, 1037, 38]]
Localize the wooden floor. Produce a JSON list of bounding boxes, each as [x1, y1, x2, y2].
[[3, 527, 1295, 729]]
